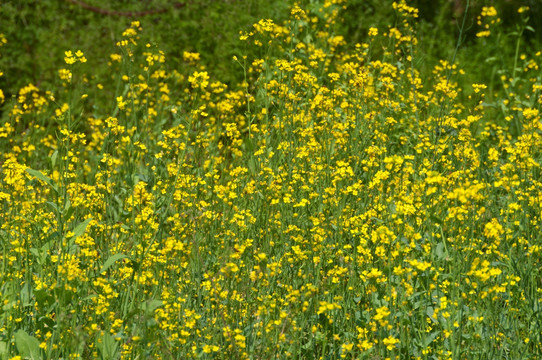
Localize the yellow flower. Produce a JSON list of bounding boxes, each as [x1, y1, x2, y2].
[[58, 68, 72, 82], [188, 71, 210, 90], [75, 49, 87, 63], [476, 30, 491, 38], [382, 335, 400, 350], [64, 50, 76, 64], [183, 51, 200, 62], [116, 96, 127, 110]]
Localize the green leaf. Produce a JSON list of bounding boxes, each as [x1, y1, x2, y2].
[[50, 150, 58, 168], [0, 341, 7, 355], [429, 215, 443, 225], [20, 283, 33, 307], [26, 168, 58, 193], [70, 218, 93, 240], [15, 330, 41, 360], [426, 306, 437, 323], [97, 332, 118, 360], [484, 56, 497, 64], [422, 330, 440, 347], [141, 299, 163, 315], [435, 242, 445, 260], [46, 201, 59, 213], [64, 205, 75, 223], [302, 339, 314, 350], [100, 254, 128, 274]]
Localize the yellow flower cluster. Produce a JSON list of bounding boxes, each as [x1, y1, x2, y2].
[[476, 6, 501, 38], [64, 50, 87, 64]]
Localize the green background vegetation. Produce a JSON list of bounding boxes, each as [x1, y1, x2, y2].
[[1, 0, 541, 106]]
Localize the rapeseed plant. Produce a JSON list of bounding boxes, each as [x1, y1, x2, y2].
[[0, 1, 541, 359]]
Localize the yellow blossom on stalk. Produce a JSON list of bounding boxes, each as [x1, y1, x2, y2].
[[116, 96, 127, 110], [368, 27, 378, 36], [328, 35, 345, 49], [317, 301, 341, 315], [55, 103, 69, 117], [239, 31, 253, 41], [64, 49, 86, 64], [183, 51, 200, 62], [188, 71, 209, 90], [374, 306, 390, 326], [75, 50, 87, 62], [382, 335, 400, 350], [482, 6, 497, 17], [202, 344, 219, 353], [64, 50, 76, 64], [291, 4, 307, 20], [483, 219, 504, 240], [123, 28, 137, 37], [407, 259, 432, 272], [476, 6, 500, 37], [340, 342, 354, 358], [522, 108, 539, 120], [254, 19, 275, 33], [392, 0, 419, 18], [328, 72, 340, 82], [122, 21, 141, 37], [472, 83, 487, 93], [110, 53, 122, 62], [58, 68, 72, 83], [234, 333, 246, 348]]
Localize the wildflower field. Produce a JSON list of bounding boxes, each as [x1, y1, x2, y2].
[[1, 1, 542, 359]]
